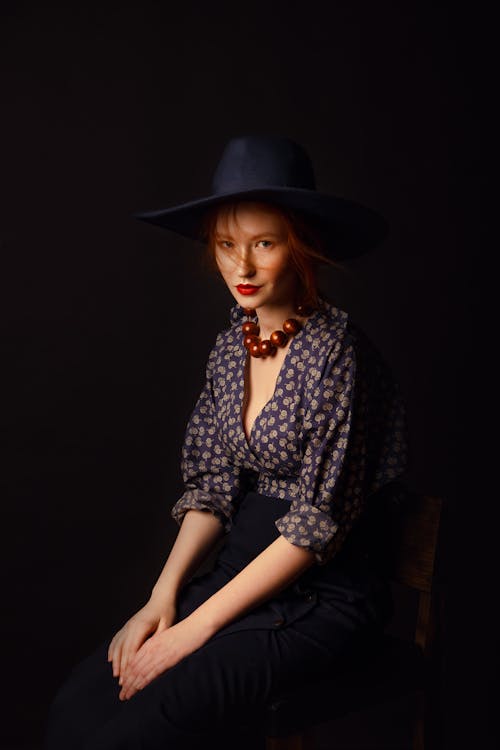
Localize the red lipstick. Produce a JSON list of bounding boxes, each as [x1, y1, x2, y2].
[[236, 284, 261, 296]]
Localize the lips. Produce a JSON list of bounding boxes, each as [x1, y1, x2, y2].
[[236, 284, 261, 295]]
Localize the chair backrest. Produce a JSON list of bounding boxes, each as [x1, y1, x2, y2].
[[388, 492, 444, 655]]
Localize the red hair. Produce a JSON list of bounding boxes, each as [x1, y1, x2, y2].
[[199, 200, 336, 309]]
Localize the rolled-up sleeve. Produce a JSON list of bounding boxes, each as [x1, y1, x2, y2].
[[275, 340, 358, 565], [171, 341, 243, 532], [275, 329, 408, 565]]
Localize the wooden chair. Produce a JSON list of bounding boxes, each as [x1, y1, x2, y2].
[[262, 490, 445, 750]]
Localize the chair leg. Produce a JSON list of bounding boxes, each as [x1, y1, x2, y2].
[[266, 731, 314, 750]]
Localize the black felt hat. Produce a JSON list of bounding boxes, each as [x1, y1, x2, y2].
[[132, 135, 388, 259]]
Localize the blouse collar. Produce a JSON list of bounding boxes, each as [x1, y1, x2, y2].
[[229, 298, 345, 331]]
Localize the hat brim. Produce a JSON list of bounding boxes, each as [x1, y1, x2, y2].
[[131, 187, 388, 260]]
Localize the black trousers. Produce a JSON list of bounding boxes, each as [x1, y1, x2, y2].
[[44, 492, 392, 750]]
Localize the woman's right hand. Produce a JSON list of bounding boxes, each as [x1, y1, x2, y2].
[[107, 597, 177, 683]]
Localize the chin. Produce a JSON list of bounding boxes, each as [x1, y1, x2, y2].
[[235, 290, 266, 305]]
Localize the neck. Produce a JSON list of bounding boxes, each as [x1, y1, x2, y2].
[[254, 302, 299, 339]]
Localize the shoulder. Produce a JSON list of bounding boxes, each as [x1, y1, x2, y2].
[[281, 301, 355, 407], [302, 299, 355, 375], [315, 300, 394, 373], [309, 298, 349, 342], [302, 300, 402, 405]]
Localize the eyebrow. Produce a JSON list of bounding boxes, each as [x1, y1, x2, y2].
[[215, 231, 282, 240]]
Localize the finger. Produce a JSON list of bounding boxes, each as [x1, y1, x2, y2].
[[121, 647, 144, 690], [120, 648, 142, 691], [129, 639, 154, 677], [119, 631, 139, 683], [124, 644, 165, 699], [120, 653, 138, 689], [121, 668, 140, 699], [108, 632, 119, 662], [124, 658, 162, 700], [134, 664, 158, 692], [121, 644, 153, 696], [112, 642, 123, 678], [120, 684, 135, 701], [121, 675, 142, 701], [119, 646, 129, 685], [110, 629, 127, 673], [120, 632, 143, 683]]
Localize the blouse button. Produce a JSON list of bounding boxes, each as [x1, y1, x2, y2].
[[273, 617, 285, 628]]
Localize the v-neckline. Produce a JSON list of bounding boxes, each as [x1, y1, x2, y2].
[[239, 319, 308, 450]]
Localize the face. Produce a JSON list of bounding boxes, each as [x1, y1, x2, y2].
[[214, 202, 299, 309]]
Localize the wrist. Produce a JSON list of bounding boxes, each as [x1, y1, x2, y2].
[[185, 604, 220, 640], [149, 582, 179, 606]]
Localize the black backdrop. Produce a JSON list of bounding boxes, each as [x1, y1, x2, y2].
[[1, 2, 477, 748]]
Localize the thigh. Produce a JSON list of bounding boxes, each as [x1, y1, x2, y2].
[[50, 616, 347, 750], [45, 568, 368, 750], [44, 568, 231, 750], [79, 628, 276, 749]]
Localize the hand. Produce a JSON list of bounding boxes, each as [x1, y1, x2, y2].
[[118, 615, 211, 700], [107, 597, 177, 685]]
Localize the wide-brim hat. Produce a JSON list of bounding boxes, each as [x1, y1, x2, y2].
[[132, 135, 388, 260]]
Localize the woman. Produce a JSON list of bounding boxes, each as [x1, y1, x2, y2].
[[44, 135, 407, 749]]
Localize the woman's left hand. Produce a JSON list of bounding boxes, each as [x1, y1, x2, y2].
[[118, 615, 211, 700]]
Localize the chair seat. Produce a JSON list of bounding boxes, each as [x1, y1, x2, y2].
[[263, 634, 425, 737]]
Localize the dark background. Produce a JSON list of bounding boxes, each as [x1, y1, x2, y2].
[[1, 1, 479, 748]]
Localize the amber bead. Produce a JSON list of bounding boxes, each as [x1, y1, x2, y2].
[[259, 339, 276, 357], [270, 330, 288, 347], [283, 318, 301, 335], [242, 321, 259, 336], [243, 307, 256, 316], [244, 334, 259, 349], [249, 341, 263, 357]]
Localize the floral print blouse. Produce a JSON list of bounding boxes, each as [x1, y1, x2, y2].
[[171, 299, 408, 565]]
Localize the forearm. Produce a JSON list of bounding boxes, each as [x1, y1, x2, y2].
[[118, 534, 317, 701], [186, 535, 316, 636], [150, 510, 224, 603]]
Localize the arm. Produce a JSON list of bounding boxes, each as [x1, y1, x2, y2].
[[119, 535, 315, 699], [149, 508, 225, 603], [108, 509, 224, 680], [110, 336, 241, 681], [188, 535, 315, 633]]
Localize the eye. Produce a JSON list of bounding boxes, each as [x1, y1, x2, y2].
[[218, 239, 234, 249], [256, 240, 273, 248]]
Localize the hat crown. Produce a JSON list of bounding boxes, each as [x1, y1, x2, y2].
[[211, 135, 316, 194]]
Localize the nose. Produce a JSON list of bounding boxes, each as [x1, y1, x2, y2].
[[236, 248, 256, 279]]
